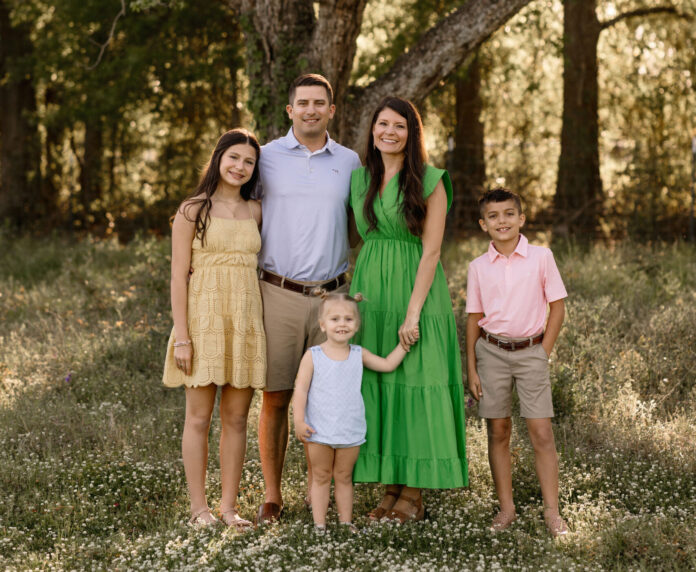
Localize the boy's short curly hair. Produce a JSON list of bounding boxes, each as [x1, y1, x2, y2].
[[478, 188, 523, 218]]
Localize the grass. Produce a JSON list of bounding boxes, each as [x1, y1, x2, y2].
[[1, 232, 695, 570]]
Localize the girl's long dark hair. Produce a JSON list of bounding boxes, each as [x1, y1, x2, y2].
[[362, 97, 427, 237], [180, 128, 260, 245]]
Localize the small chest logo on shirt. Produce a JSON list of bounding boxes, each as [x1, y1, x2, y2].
[[332, 169, 340, 175]]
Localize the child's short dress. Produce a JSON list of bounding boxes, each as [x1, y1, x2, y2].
[[305, 345, 366, 448], [162, 216, 266, 389]]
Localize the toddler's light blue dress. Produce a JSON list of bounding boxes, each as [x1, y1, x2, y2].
[[305, 345, 366, 448]]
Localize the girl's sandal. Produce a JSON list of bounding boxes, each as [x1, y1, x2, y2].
[[220, 508, 253, 531], [340, 521, 359, 534], [188, 507, 218, 527], [367, 489, 402, 521], [543, 508, 569, 537]]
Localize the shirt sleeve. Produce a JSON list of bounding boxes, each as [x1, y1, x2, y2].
[[465, 262, 484, 313], [422, 165, 453, 212], [543, 249, 568, 303]]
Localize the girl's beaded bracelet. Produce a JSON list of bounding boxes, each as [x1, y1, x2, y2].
[[173, 340, 192, 347]]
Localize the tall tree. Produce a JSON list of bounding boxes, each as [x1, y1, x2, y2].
[[554, 0, 682, 238], [449, 50, 486, 233], [0, 0, 41, 227], [231, 0, 533, 151]]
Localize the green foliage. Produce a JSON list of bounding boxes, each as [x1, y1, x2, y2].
[[2, 234, 696, 569]]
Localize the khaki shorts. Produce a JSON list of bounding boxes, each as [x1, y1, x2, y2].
[[260, 279, 349, 392], [474, 336, 554, 419]]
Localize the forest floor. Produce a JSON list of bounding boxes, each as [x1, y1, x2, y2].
[[1, 233, 695, 571]]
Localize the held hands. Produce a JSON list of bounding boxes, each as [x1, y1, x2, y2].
[[294, 420, 316, 443], [398, 314, 420, 351], [174, 343, 193, 376]]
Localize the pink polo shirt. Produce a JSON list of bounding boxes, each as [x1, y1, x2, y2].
[[466, 234, 567, 338]]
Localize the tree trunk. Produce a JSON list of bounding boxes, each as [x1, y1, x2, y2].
[[449, 50, 486, 234], [231, 0, 532, 150], [0, 0, 41, 228], [79, 118, 104, 219], [553, 0, 602, 238]]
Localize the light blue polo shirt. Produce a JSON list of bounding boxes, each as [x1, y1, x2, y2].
[[256, 128, 362, 281]]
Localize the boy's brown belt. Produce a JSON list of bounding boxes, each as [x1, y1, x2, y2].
[[481, 329, 544, 351], [259, 269, 347, 296]]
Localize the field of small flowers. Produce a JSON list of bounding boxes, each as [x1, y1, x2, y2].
[[1, 232, 695, 571]]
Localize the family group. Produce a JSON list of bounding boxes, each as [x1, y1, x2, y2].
[[161, 73, 569, 538]]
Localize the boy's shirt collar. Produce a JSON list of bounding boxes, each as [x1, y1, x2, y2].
[[487, 233, 529, 262]]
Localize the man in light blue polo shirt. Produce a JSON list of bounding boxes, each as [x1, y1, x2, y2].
[[255, 74, 362, 525]]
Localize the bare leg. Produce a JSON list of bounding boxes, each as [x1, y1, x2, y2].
[[307, 443, 335, 526], [258, 389, 293, 505], [525, 418, 559, 510], [182, 385, 217, 522], [332, 446, 360, 524], [487, 417, 515, 514], [219, 386, 254, 523], [304, 443, 313, 506]]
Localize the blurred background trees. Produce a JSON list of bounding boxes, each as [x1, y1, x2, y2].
[[0, 0, 694, 240]]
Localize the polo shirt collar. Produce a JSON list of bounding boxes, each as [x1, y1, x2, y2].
[[280, 128, 335, 154], [487, 233, 529, 261]]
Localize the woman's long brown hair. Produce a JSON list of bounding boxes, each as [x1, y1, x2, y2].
[[362, 97, 427, 237]]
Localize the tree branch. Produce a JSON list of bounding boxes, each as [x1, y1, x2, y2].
[[86, 0, 126, 70], [600, 6, 685, 31], [341, 0, 532, 149]]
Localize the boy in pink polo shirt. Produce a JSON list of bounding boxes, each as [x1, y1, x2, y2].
[[466, 188, 568, 537]]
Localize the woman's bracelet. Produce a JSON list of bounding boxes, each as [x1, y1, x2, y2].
[[173, 340, 192, 347]]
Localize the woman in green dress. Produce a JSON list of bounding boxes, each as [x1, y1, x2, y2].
[[349, 96, 468, 522]]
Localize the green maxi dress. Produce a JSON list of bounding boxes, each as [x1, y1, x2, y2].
[[349, 165, 468, 489]]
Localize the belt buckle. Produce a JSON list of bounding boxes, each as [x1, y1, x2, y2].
[[510, 341, 516, 351], [302, 284, 312, 296]]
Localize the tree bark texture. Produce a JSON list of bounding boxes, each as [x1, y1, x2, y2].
[[449, 51, 486, 233], [79, 118, 104, 217], [553, 0, 602, 238], [231, 0, 532, 150], [0, 0, 41, 227]]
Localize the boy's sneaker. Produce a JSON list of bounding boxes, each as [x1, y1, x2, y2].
[[490, 510, 517, 532], [543, 508, 569, 537]]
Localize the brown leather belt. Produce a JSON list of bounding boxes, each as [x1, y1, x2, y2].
[[259, 269, 347, 296], [481, 329, 543, 351]]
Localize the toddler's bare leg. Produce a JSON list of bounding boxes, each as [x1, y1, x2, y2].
[[332, 446, 360, 524], [487, 417, 515, 514], [307, 443, 335, 526]]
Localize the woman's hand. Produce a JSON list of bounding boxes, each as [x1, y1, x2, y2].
[[174, 343, 193, 376], [398, 314, 420, 350], [294, 421, 315, 443]]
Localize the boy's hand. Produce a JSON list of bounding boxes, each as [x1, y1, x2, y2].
[[541, 341, 551, 358], [294, 421, 315, 443], [468, 371, 483, 401]]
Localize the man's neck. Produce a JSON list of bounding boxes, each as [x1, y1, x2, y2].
[[294, 129, 328, 153]]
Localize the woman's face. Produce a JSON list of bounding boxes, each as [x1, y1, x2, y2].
[[218, 143, 257, 189], [372, 107, 408, 156]]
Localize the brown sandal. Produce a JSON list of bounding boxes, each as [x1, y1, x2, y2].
[[367, 489, 401, 521], [385, 493, 425, 523]]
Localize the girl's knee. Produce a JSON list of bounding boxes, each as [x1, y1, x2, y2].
[[312, 465, 333, 486], [221, 412, 249, 433], [185, 413, 212, 434]]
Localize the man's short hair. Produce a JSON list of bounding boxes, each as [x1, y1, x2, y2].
[[288, 73, 334, 105], [478, 188, 523, 218]]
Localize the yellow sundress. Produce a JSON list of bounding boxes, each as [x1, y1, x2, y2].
[[162, 215, 266, 389]]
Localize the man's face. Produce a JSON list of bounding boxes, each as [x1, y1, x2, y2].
[[286, 85, 335, 142]]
